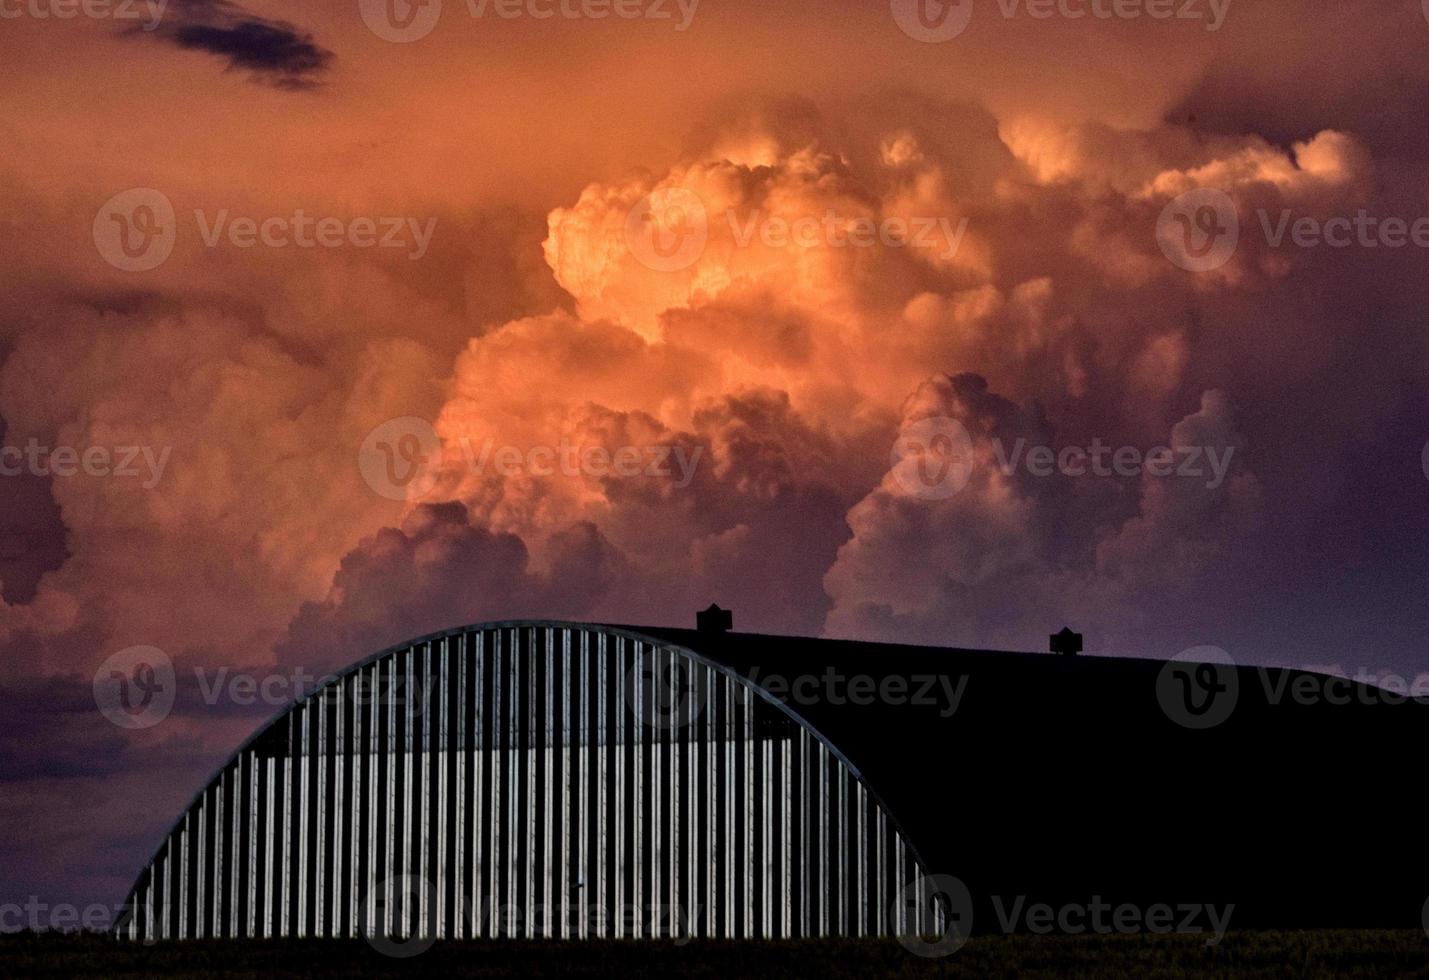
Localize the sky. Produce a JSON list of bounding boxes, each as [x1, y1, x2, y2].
[[2, 0, 1429, 923]]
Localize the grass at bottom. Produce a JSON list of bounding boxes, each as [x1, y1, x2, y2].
[[2, 930, 1428, 978]]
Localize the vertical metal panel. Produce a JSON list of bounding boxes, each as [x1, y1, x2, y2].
[[455, 634, 467, 940], [437, 638, 448, 939], [595, 630, 607, 939], [160, 834, 172, 940], [798, 727, 808, 938], [761, 737, 772, 939], [685, 660, 696, 940], [670, 648, 682, 940], [868, 811, 880, 942], [542, 629, 553, 940], [247, 751, 258, 938], [561, 629, 574, 940], [264, 757, 275, 938], [838, 763, 848, 936], [316, 695, 326, 938], [855, 780, 866, 937], [414, 645, 427, 940], [705, 664, 716, 939], [473, 631, 485, 937], [526, 629, 536, 939], [613, 636, 625, 939], [214, 767, 225, 938], [296, 701, 308, 938], [281, 751, 291, 937], [630, 637, 642, 940], [384, 657, 395, 936], [331, 673, 344, 938], [781, 737, 791, 939], [579, 633, 591, 940], [894, 833, 905, 936], [230, 764, 240, 938], [505, 630, 518, 938], [489, 630, 502, 939], [743, 682, 753, 940], [180, 812, 190, 940], [347, 672, 360, 938], [404, 647, 416, 940], [367, 663, 378, 935], [723, 673, 734, 940], [650, 644, 662, 939]]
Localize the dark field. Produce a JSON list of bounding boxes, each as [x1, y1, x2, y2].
[[4, 932, 1429, 978]]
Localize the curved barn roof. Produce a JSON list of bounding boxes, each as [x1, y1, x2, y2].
[[117, 621, 944, 942]]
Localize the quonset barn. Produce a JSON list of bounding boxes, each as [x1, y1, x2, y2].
[[115, 613, 1429, 943], [115, 616, 947, 943]]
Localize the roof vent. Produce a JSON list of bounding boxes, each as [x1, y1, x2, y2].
[[697, 603, 733, 634], [1050, 627, 1083, 657]]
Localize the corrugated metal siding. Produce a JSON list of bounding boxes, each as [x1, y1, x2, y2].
[[117, 623, 940, 941]]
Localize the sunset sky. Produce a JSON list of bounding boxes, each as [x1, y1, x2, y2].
[[3, 0, 1429, 920]]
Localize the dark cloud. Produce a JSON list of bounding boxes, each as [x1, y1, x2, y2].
[[276, 502, 625, 672], [135, 0, 332, 90], [0, 411, 69, 606]]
